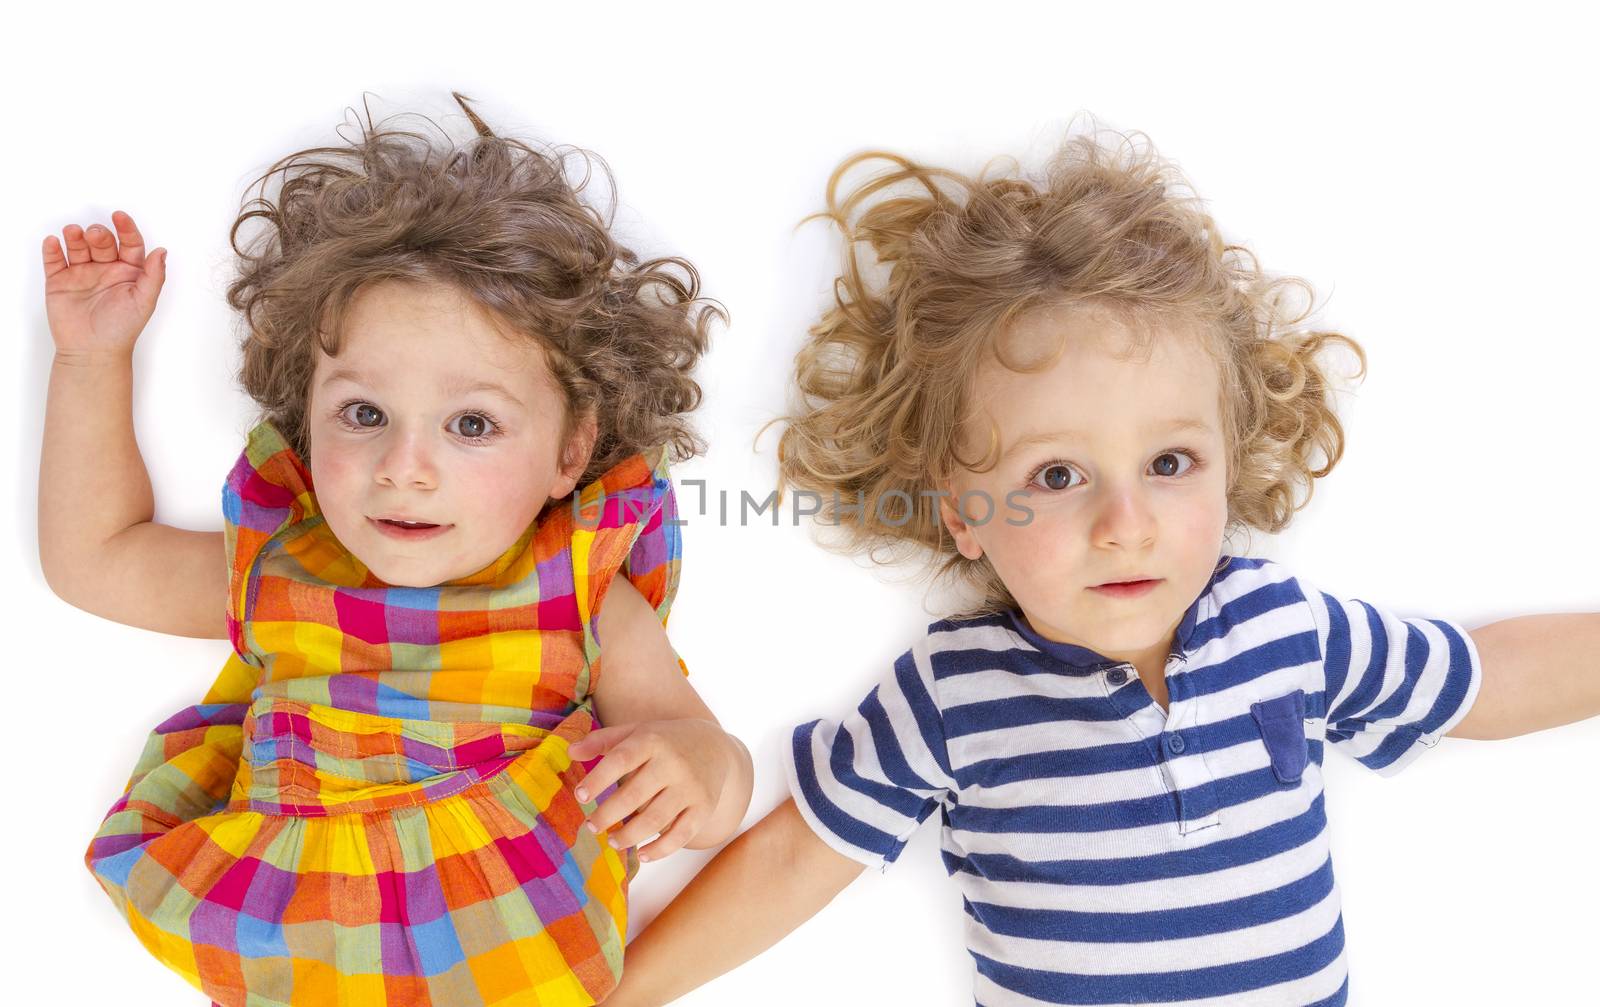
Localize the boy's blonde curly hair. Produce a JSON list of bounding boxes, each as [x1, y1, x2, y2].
[[227, 92, 721, 490], [772, 127, 1367, 617]]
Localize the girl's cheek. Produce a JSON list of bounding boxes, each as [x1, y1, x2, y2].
[[468, 463, 544, 527], [312, 450, 364, 503]]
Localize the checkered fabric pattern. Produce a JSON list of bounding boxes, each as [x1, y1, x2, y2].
[[85, 420, 685, 1006]]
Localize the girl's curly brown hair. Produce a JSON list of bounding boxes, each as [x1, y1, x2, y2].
[[228, 91, 721, 489], [770, 126, 1367, 617]]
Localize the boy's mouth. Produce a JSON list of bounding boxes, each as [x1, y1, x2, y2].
[[1089, 578, 1162, 598]]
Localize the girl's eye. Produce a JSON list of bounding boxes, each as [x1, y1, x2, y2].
[[332, 401, 502, 442], [338, 401, 383, 429], [450, 412, 500, 441]]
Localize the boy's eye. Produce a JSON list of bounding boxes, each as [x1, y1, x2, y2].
[[1034, 464, 1081, 491], [1152, 451, 1194, 478], [1028, 450, 1200, 491]]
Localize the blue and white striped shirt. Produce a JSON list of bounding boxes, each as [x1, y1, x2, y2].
[[783, 555, 1482, 1006]]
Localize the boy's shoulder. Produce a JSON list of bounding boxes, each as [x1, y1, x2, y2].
[[923, 609, 1018, 645], [897, 611, 1030, 700], [880, 611, 1023, 671], [1212, 553, 1309, 600], [1194, 554, 1324, 655]]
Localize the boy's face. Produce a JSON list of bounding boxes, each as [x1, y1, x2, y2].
[[306, 279, 594, 588], [940, 304, 1230, 667]]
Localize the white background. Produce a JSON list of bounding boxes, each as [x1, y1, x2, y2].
[[5, 2, 1598, 1004]]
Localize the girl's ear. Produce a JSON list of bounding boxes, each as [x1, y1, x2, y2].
[[552, 409, 600, 498], [937, 480, 985, 561]]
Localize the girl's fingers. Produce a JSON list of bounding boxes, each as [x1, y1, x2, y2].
[[606, 792, 684, 853], [84, 223, 118, 264], [49, 213, 147, 273], [111, 210, 146, 267], [585, 770, 660, 836], [567, 723, 638, 764], [135, 247, 168, 302], [62, 224, 90, 266], [573, 741, 647, 802], [637, 809, 699, 863], [41, 235, 67, 276]]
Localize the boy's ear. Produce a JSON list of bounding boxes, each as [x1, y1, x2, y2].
[[937, 480, 985, 561], [552, 409, 600, 498]]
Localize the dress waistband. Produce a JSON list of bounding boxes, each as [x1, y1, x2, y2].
[[230, 696, 593, 817]]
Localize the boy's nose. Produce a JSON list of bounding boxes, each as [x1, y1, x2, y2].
[[1090, 486, 1156, 550]]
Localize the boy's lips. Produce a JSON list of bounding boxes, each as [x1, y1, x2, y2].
[[1089, 578, 1162, 598]]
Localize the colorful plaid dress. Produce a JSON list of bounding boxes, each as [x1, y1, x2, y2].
[[85, 419, 686, 1007]]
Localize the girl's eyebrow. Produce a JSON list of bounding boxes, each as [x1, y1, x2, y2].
[[319, 367, 367, 388], [320, 368, 525, 407], [1002, 418, 1213, 460], [440, 375, 525, 407]]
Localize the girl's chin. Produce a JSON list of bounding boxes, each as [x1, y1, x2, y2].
[[352, 549, 448, 587]]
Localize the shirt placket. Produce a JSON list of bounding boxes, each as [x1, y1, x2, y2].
[[1103, 652, 1221, 835]]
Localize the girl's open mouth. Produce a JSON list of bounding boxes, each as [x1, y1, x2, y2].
[[369, 518, 451, 541]]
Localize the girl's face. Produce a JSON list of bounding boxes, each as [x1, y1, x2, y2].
[[306, 279, 594, 588], [939, 304, 1230, 667]]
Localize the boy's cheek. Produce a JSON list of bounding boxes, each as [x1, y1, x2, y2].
[[1173, 494, 1230, 564], [989, 520, 1078, 611]]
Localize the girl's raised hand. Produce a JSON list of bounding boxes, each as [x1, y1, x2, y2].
[[569, 718, 734, 862], [42, 210, 167, 362]]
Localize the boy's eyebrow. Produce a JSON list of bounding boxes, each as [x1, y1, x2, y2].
[[1002, 418, 1214, 460], [320, 368, 525, 407]]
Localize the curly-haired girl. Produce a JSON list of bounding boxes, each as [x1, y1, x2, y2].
[[604, 128, 1600, 1006], [39, 92, 751, 1007]]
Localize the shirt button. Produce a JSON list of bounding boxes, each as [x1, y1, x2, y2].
[[1107, 667, 1128, 685], [1167, 733, 1186, 755]]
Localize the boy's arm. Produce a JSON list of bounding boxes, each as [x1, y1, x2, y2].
[[38, 214, 229, 640], [580, 577, 754, 854], [1452, 614, 1600, 740], [605, 797, 867, 1007]]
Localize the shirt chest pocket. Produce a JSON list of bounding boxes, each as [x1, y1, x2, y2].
[[1250, 689, 1308, 785]]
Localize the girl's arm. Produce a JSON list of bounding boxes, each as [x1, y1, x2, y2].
[[605, 797, 867, 1007], [579, 577, 755, 855], [37, 212, 228, 639], [1451, 614, 1600, 739]]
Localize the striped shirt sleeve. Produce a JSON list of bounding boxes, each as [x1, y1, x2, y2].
[[782, 642, 957, 873], [1298, 576, 1483, 777]]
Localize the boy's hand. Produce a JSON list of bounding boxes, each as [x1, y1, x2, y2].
[[43, 210, 167, 362], [568, 718, 733, 862]]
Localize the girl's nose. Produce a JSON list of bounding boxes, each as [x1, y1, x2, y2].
[[374, 429, 439, 490]]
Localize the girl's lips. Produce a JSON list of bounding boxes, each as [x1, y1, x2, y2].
[[369, 517, 451, 541], [1089, 579, 1162, 598]]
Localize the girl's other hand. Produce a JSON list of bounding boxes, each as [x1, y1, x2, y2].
[[569, 718, 734, 862], [42, 210, 167, 362]]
